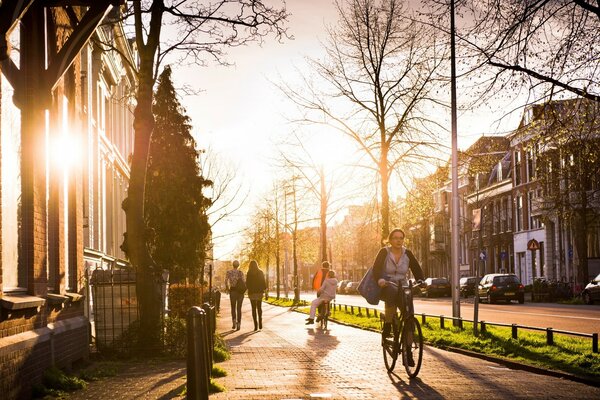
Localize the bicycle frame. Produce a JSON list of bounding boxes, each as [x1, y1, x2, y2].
[[381, 280, 424, 378]]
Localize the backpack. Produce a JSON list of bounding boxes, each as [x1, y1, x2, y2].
[[233, 272, 247, 294]]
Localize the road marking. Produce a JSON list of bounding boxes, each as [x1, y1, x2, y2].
[[485, 308, 600, 321]]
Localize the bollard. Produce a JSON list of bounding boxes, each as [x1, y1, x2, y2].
[[512, 324, 518, 340], [546, 328, 554, 346], [366, 308, 370, 317], [480, 321, 486, 333], [202, 303, 215, 375], [458, 317, 463, 330], [421, 313, 426, 325], [593, 333, 598, 353], [440, 315, 445, 329], [187, 306, 209, 400]]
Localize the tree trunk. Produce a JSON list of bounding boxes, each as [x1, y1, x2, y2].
[[320, 166, 328, 262], [380, 147, 390, 246], [127, 59, 162, 351]]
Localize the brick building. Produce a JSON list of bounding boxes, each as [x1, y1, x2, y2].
[[0, 3, 134, 398]]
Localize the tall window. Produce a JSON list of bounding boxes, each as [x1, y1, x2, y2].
[[500, 197, 508, 232], [514, 150, 522, 186], [526, 147, 536, 182], [1, 74, 23, 291], [516, 195, 523, 232]]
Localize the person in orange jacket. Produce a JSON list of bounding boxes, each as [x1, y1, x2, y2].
[[312, 261, 330, 291], [312, 261, 330, 319]]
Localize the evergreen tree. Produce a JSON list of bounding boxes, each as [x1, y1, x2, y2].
[[145, 66, 212, 283]]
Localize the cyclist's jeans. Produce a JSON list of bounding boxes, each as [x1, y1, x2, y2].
[[382, 285, 405, 323]]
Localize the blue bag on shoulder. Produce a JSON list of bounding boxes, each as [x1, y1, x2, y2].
[[357, 267, 381, 305]]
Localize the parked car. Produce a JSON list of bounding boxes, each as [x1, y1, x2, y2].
[[459, 276, 480, 297], [478, 273, 525, 304], [337, 280, 350, 294], [344, 281, 360, 294], [421, 277, 451, 297], [582, 273, 600, 304]]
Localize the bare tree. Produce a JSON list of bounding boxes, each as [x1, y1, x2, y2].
[[280, 0, 446, 245], [114, 1, 289, 350], [452, 0, 600, 105], [277, 131, 362, 264]]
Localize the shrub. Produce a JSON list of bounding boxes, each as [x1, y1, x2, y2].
[[169, 284, 205, 318]]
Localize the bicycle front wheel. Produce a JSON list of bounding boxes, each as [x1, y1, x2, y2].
[[382, 319, 399, 372], [401, 316, 423, 378]]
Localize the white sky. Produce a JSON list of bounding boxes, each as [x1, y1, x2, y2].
[[175, 0, 522, 260]]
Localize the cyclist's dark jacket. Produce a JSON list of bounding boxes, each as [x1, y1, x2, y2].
[[371, 247, 425, 284]]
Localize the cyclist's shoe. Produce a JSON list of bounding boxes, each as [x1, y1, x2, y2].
[[406, 351, 415, 367], [305, 318, 315, 325], [382, 322, 392, 338]]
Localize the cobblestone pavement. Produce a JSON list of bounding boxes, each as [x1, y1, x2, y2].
[[69, 296, 600, 399]]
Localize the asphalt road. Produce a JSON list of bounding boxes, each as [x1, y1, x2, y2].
[[278, 291, 600, 335]]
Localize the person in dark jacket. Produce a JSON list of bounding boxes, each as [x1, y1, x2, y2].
[[372, 228, 425, 338], [246, 260, 267, 331]]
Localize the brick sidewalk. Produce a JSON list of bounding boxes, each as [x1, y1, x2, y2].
[[69, 296, 600, 399]]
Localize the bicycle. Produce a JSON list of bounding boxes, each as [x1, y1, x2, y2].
[[317, 300, 331, 329], [380, 280, 424, 378]]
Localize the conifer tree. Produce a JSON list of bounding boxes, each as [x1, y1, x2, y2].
[[145, 66, 212, 283]]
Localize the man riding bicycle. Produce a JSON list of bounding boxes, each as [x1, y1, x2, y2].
[[371, 228, 425, 339]]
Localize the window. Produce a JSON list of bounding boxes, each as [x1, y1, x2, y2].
[[1, 72, 24, 291], [500, 197, 508, 232], [516, 195, 523, 232], [514, 150, 522, 186], [526, 147, 536, 182]]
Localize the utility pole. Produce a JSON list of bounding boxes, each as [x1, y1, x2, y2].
[[450, 0, 461, 324]]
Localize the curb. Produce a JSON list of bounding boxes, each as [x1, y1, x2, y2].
[[268, 301, 600, 388], [437, 345, 600, 388]]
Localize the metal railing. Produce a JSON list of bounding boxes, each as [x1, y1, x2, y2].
[[292, 298, 599, 354]]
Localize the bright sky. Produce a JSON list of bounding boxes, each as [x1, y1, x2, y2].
[[176, 0, 522, 260], [178, 0, 342, 260]]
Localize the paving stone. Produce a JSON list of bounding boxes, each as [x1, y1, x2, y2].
[[68, 295, 600, 399]]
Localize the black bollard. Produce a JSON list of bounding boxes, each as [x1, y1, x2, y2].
[[187, 306, 209, 400], [202, 303, 215, 374]]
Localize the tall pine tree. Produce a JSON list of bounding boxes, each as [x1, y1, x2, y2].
[[145, 66, 212, 283]]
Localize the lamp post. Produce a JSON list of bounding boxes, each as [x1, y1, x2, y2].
[[450, 0, 461, 324]]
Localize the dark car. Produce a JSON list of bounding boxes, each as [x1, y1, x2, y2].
[[582, 273, 600, 305], [421, 277, 451, 297], [459, 276, 479, 297], [478, 273, 525, 304]]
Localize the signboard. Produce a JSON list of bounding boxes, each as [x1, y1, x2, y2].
[[479, 251, 486, 261], [500, 251, 507, 260], [527, 239, 540, 251]]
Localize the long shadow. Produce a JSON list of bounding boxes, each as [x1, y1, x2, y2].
[[387, 370, 444, 399]]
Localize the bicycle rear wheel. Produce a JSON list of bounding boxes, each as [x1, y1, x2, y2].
[[401, 316, 423, 378], [382, 318, 399, 372]]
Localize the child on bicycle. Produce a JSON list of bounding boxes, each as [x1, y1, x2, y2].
[[305, 270, 338, 325], [371, 228, 425, 338]]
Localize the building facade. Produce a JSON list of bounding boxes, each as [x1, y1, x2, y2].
[[0, 3, 134, 398], [406, 99, 600, 287]]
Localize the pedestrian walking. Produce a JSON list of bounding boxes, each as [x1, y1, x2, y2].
[[225, 260, 245, 330], [246, 260, 267, 331], [306, 270, 338, 325]]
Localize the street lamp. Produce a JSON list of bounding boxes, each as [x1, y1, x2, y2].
[[450, 0, 461, 325]]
